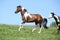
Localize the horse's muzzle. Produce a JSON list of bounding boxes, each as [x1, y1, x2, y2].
[[15, 11, 17, 14]]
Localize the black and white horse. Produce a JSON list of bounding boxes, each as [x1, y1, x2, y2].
[[49, 12, 60, 33]]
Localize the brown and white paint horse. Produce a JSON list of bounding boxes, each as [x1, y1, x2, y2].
[[15, 5, 47, 33]]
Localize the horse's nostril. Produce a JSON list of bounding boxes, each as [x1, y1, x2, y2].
[[15, 11, 17, 13]]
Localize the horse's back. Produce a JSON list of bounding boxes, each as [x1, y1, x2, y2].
[[31, 14, 43, 22], [31, 14, 42, 18]]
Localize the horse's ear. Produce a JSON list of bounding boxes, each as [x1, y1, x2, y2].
[[17, 5, 22, 8], [51, 12, 55, 15], [24, 9, 27, 12]]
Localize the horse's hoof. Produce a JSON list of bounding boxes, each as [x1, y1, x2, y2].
[[18, 29, 20, 31], [32, 31, 34, 32], [38, 32, 41, 33]]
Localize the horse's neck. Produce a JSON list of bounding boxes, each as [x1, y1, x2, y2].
[[53, 15, 59, 22], [21, 11, 26, 18]]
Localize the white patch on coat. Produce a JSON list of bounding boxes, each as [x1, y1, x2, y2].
[[54, 15, 60, 22], [24, 12, 32, 19]]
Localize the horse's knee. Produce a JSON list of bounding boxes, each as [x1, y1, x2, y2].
[[57, 26, 60, 30]]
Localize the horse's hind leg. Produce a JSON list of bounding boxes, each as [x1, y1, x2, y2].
[[57, 26, 60, 33], [32, 28, 36, 32], [38, 24, 42, 33], [32, 22, 37, 32]]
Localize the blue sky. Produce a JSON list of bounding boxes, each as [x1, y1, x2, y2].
[[0, 0, 60, 26]]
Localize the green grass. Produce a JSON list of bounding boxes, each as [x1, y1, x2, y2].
[[0, 24, 60, 40]]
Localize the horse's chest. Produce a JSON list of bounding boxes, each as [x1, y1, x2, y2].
[[24, 13, 29, 17]]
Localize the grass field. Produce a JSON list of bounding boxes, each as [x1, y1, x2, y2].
[[0, 24, 60, 40]]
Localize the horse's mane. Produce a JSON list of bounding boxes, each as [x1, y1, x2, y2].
[[24, 9, 27, 12]]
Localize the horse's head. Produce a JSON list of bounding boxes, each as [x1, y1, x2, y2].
[[48, 12, 55, 19], [15, 5, 23, 14]]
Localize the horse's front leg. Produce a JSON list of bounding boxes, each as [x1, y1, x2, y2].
[[18, 21, 25, 31]]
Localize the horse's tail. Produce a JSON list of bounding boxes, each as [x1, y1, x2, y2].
[[42, 18, 48, 29]]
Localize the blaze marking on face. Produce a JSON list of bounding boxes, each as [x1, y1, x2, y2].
[[49, 14, 52, 18]]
